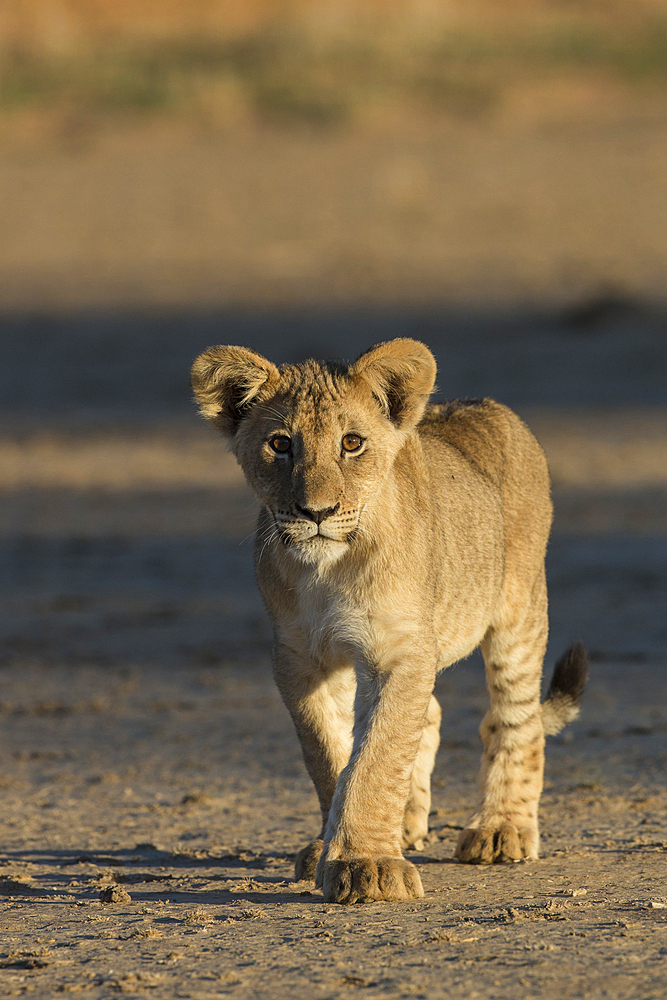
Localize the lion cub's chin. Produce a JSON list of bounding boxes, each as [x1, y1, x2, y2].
[[286, 535, 349, 568]]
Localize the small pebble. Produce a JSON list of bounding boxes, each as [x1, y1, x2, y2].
[[99, 885, 132, 904]]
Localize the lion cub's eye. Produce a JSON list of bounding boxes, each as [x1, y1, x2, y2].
[[342, 434, 363, 453], [269, 435, 291, 453]]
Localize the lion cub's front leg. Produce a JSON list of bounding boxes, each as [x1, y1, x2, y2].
[[314, 661, 435, 903], [272, 644, 355, 882]]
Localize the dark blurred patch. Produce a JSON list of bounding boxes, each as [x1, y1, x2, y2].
[[559, 288, 651, 333]]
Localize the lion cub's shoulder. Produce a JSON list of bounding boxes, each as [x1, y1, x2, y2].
[[418, 398, 543, 488]]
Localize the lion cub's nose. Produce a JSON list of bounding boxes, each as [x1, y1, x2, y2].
[[296, 503, 340, 525]]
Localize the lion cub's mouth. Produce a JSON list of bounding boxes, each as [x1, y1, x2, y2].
[[272, 508, 360, 548]]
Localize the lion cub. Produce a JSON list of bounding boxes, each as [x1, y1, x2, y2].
[[192, 338, 587, 904]]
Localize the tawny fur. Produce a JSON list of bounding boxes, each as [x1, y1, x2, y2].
[[191, 339, 587, 904]]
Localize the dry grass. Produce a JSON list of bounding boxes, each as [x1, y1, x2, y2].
[[2, 2, 667, 130]]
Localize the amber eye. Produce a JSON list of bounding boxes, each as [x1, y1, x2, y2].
[[270, 435, 291, 453], [342, 434, 363, 453]]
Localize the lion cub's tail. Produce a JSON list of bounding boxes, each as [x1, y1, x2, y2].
[[542, 642, 589, 737]]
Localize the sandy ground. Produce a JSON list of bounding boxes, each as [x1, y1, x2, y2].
[[0, 317, 666, 998]]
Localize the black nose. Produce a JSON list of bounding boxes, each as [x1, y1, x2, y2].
[[296, 503, 340, 525]]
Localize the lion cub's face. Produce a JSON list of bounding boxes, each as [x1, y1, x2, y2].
[[234, 369, 399, 566], [191, 339, 437, 567]]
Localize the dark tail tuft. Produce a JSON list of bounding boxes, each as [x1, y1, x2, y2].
[[542, 642, 589, 736]]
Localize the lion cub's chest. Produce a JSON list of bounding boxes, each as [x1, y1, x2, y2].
[[282, 573, 433, 669], [288, 578, 369, 663]]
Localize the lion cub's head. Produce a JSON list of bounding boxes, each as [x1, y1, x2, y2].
[[192, 339, 436, 566]]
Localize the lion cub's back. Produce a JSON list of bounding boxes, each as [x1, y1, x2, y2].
[[418, 398, 552, 570], [418, 397, 545, 491]]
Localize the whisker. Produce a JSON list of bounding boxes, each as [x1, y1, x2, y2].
[[254, 512, 282, 555], [256, 524, 280, 565], [239, 513, 276, 548], [255, 403, 290, 424]]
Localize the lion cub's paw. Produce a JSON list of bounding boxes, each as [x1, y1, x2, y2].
[[294, 839, 324, 881], [320, 857, 424, 904], [455, 822, 538, 864]]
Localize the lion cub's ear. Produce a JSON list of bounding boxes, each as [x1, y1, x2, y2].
[[191, 345, 279, 437], [350, 339, 437, 431]]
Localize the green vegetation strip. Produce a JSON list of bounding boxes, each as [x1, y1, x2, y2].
[[2, 24, 667, 124]]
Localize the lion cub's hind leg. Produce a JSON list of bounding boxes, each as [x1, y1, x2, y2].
[[456, 589, 548, 864], [402, 694, 441, 850], [295, 838, 325, 882]]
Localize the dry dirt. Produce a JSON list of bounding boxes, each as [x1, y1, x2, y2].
[[2, 112, 667, 312], [1, 318, 666, 999]]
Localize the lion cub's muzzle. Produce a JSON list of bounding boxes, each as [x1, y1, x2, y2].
[[273, 503, 361, 546]]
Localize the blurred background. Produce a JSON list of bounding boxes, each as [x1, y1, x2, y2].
[[1, 0, 666, 690], [2, 0, 667, 308], [0, 11, 666, 988]]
